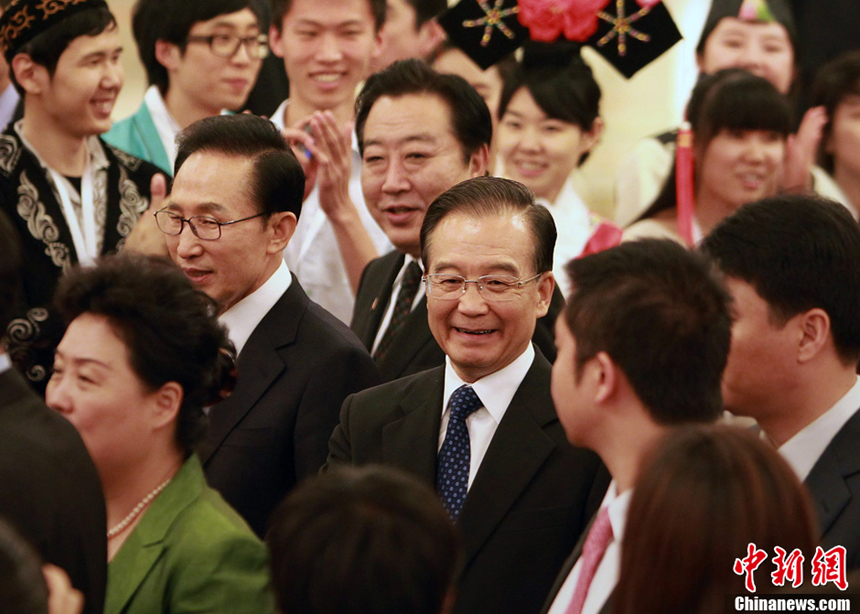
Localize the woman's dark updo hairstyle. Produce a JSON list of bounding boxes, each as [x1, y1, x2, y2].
[[635, 68, 792, 222], [498, 41, 600, 131], [53, 253, 236, 454]]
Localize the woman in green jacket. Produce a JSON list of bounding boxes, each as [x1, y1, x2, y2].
[[46, 253, 274, 614]]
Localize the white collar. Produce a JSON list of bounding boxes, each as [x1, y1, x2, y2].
[[442, 344, 535, 425], [15, 121, 109, 173], [0, 352, 11, 374], [599, 480, 633, 545], [778, 376, 860, 481], [144, 86, 181, 169], [219, 260, 292, 356]]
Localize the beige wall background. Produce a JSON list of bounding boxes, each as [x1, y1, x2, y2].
[[109, 0, 707, 219]]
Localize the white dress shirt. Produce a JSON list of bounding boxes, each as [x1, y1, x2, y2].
[[537, 176, 595, 298], [218, 260, 292, 357], [778, 376, 860, 481], [271, 99, 392, 324], [143, 85, 181, 169], [371, 254, 425, 354], [547, 481, 632, 614], [438, 344, 535, 489]]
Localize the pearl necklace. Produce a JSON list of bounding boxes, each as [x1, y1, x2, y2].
[[107, 478, 172, 539]]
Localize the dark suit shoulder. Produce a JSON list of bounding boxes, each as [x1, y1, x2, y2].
[[0, 369, 107, 614]]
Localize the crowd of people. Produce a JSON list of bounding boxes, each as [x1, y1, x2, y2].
[[0, 0, 859, 612]]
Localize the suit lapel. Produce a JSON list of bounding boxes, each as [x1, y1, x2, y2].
[[105, 457, 203, 614], [805, 407, 860, 538], [377, 296, 435, 379], [457, 356, 558, 564], [198, 283, 305, 464], [354, 251, 403, 349], [382, 367, 444, 483]]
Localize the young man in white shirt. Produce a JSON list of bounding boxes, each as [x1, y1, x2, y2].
[[701, 194, 860, 568], [268, 0, 392, 323], [543, 238, 731, 614]]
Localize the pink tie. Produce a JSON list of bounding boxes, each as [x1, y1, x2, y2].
[[565, 506, 614, 614]]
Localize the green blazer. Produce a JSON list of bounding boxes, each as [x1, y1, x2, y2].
[[103, 102, 172, 175], [105, 455, 274, 614]]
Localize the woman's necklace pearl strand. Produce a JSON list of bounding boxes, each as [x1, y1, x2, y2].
[[106, 478, 172, 540]]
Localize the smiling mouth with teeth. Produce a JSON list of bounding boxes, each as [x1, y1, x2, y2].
[[456, 328, 494, 334]]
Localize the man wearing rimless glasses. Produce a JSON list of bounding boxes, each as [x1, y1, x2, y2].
[[327, 176, 605, 614], [104, 0, 267, 175], [160, 114, 380, 537]]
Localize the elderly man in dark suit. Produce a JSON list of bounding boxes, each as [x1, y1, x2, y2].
[[701, 195, 860, 567], [350, 60, 561, 383], [328, 176, 605, 614], [0, 211, 107, 614], [161, 114, 380, 537]]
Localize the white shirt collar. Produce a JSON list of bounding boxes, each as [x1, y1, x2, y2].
[[0, 352, 11, 374], [218, 260, 292, 356], [600, 480, 633, 546], [442, 343, 535, 425], [778, 376, 860, 481], [144, 85, 181, 169]]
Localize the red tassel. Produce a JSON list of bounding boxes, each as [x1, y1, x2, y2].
[[676, 121, 695, 246]]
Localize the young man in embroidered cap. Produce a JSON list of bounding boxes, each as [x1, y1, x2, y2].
[[103, 0, 266, 175], [0, 0, 162, 393]]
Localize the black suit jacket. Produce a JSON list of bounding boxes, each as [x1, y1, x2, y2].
[[0, 367, 107, 614], [351, 250, 564, 381], [327, 352, 607, 614], [805, 406, 860, 568], [199, 280, 381, 537], [538, 504, 614, 614]]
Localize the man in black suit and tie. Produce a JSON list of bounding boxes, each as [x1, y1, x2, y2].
[[541, 238, 732, 614], [328, 176, 605, 614], [351, 59, 561, 382], [701, 195, 860, 567], [0, 211, 107, 614], [161, 114, 380, 536]]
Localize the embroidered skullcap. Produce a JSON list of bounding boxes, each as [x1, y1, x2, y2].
[[0, 0, 110, 62]]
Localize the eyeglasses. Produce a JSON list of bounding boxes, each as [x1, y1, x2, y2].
[[154, 208, 265, 241], [185, 33, 269, 59], [424, 273, 543, 302]]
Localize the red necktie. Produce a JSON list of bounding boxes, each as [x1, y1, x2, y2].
[[565, 506, 614, 614]]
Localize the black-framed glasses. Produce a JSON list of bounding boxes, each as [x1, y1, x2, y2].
[[185, 33, 269, 59], [154, 208, 265, 241], [424, 273, 544, 302]]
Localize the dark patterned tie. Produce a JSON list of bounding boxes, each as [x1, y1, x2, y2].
[[437, 384, 483, 521], [373, 260, 423, 363]]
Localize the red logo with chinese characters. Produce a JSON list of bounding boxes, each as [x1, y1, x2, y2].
[[733, 543, 848, 593]]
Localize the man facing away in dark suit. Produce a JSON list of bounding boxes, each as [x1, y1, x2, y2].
[[541, 238, 732, 614], [0, 210, 107, 614], [160, 114, 381, 537], [350, 59, 562, 382], [701, 194, 860, 568], [328, 176, 606, 614]]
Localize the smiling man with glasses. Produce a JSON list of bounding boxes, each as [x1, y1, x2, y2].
[[104, 0, 266, 174], [162, 114, 380, 537], [327, 176, 606, 614]]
